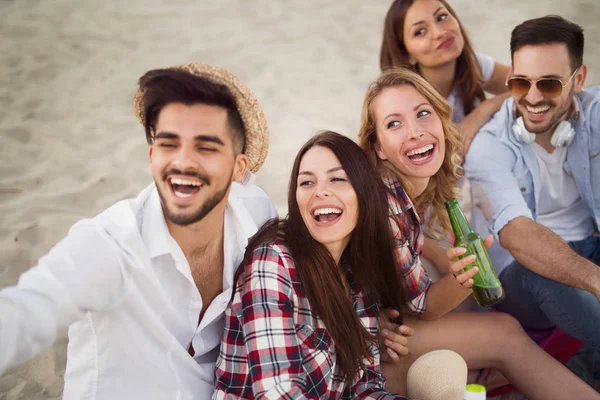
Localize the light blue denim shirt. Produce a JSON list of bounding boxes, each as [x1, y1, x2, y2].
[[464, 86, 600, 273]]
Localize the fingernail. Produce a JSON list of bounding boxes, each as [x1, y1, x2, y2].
[[399, 326, 407, 333], [473, 267, 479, 272], [385, 339, 393, 346], [382, 329, 389, 337]]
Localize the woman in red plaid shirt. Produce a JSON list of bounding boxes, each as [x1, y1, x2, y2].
[[213, 131, 426, 399], [358, 67, 597, 399]]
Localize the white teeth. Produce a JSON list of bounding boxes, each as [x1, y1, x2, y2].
[[526, 105, 550, 114], [173, 190, 193, 198], [406, 144, 433, 156], [313, 207, 342, 216], [170, 178, 202, 187], [170, 177, 202, 199]]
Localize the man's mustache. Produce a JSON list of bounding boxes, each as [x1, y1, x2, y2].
[[162, 169, 210, 185], [519, 99, 555, 108]]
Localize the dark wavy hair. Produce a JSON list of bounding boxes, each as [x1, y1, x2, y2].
[[237, 131, 404, 378], [137, 68, 245, 153], [379, 0, 486, 115]]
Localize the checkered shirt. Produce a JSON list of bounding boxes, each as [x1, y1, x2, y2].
[[385, 176, 433, 315], [213, 241, 410, 400]]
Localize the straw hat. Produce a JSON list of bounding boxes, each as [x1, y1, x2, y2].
[[133, 63, 269, 173], [406, 349, 468, 400]]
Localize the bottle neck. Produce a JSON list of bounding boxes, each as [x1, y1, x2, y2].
[[446, 202, 473, 239]]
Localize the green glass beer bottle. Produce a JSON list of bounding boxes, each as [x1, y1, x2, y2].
[[445, 198, 505, 308]]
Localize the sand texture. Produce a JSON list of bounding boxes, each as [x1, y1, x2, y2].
[[1, 0, 599, 398]]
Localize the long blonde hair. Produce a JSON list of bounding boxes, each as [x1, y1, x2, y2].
[[358, 67, 462, 236]]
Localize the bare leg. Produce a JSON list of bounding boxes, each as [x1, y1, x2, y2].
[[470, 368, 511, 390], [381, 312, 599, 400]]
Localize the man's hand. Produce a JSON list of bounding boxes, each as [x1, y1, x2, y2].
[[446, 235, 494, 288], [379, 308, 414, 363]]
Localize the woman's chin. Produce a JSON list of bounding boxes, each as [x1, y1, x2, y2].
[[400, 159, 443, 181]]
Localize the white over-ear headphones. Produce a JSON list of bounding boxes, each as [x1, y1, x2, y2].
[[512, 100, 578, 147], [512, 117, 575, 147]]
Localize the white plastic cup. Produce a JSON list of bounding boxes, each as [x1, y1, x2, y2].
[[464, 383, 486, 400]]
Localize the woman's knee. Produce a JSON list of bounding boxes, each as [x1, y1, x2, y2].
[[496, 311, 524, 330], [488, 312, 528, 346]]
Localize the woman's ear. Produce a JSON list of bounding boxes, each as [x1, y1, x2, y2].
[[375, 142, 388, 161]]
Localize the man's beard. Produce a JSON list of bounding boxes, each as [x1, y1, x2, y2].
[[156, 168, 234, 226], [520, 86, 574, 135]]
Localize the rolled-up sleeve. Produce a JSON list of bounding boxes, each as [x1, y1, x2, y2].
[[0, 224, 125, 374], [464, 128, 533, 240]]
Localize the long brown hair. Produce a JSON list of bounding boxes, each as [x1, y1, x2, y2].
[[358, 68, 462, 236], [379, 0, 485, 115], [239, 131, 404, 378]]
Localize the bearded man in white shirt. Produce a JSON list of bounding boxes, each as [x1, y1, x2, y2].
[[0, 63, 277, 400]]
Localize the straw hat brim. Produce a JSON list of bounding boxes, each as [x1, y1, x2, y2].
[[407, 349, 468, 400], [133, 63, 269, 173]]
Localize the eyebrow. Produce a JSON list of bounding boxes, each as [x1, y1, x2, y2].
[[383, 102, 430, 121], [410, 6, 444, 28], [298, 166, 344, 176], [154, 132, 225, 145], [512, 74, 564, 79]]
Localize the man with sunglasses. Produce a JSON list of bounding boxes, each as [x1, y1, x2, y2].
[[464, 15, 600, 349]]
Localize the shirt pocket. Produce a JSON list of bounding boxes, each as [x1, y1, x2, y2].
[[295, 324, 335, 375], [515, 172, 535, 211], [296, 324, 332, 351]]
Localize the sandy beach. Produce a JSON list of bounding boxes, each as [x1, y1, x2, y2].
[[1, 0, 599, 398]]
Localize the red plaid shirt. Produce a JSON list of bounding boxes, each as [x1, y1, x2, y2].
[[213, 241, 410, 400], [386, 177, 433, 315]]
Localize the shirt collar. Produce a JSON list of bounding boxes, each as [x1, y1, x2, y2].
[[572, 93, 583, 125], [141, 186, 174, 260], [222, 185, 262, 289], [141, 182, 262, 288], [384, 176, 419, 211]]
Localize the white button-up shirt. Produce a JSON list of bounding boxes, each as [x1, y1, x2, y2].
[[0, 181, 277, 400]]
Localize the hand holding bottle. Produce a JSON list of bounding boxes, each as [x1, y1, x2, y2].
[[446, 235, 494, 288], [445, 199, 505, 308]]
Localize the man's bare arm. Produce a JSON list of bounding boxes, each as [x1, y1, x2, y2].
[[499, 216, 600, 300]]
